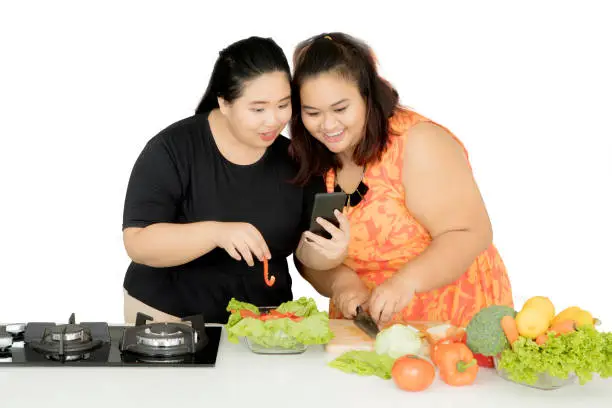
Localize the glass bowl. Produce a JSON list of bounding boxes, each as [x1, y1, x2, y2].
[[493, 355, 576, 390], [242, 307, 308, 355]]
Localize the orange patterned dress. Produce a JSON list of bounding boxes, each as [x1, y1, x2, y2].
[[326, 109, 514, 328]]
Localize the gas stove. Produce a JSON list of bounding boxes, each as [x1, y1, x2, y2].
[[0, 312, 221, 366]]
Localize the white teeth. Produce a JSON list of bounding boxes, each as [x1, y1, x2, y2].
[[325, 130, 344, 137]]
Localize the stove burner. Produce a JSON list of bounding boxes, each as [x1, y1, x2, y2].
[[5, 324, 26, 336], [50, 324, 87, 342], [120, 312, 208, 359], [137, 325, 187, 348], [28, 313, 103, 361], [46, 352, 92, 362], [0, 326, 12, 351]]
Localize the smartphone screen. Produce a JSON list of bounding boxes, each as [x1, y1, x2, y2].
[[308, 192, 347, 239]]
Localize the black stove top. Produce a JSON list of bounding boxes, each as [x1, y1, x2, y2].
[[0, 312, 221, 367]]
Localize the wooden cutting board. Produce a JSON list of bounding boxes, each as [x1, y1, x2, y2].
[[325, 318, 459, 354], [325, 319, 375, 353]]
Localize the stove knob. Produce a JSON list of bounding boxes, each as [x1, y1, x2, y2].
[[5, 323, 26, 335]]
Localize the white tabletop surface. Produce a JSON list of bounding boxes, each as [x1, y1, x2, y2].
[[0, 325, 610, 408]]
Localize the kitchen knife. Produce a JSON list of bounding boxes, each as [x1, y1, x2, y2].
[[353, 305, 380, 339]]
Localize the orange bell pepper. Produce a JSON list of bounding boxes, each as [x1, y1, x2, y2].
[[436, 342, 479, 386], [429, 331, 467, 367]]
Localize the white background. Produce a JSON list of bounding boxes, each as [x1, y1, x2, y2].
[[1, 1, 610, 328]]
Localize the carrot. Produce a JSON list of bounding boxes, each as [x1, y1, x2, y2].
[[501, 315, 519, 345], [263, 258, 275, 287], [548, 319, 575, 336], [535, 334, 548, 345]]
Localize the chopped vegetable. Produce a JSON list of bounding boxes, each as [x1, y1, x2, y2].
[[375, 324, 422, 359], [263, 258, 275, 286], [436, 342, 479, 386], [497, 325, 612, 385], [391, 355, 436, 392], [328, 350, 396, 379], [225, 297, 333, 348]]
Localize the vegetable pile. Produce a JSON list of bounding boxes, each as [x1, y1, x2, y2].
[[225, 297, 334, 348], [329, 323, 479, 392], [497, 325, 612, 385], [465, 296, 612, 387]]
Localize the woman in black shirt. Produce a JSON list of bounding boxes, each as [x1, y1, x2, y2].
[[121, 37, 349, 324]]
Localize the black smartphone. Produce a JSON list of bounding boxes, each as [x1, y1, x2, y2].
[[308, 192, 348, 239]]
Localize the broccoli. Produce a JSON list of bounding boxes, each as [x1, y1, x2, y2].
[[466, 305, 517, 356]]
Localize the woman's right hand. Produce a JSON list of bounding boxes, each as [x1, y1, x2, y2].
[[331, 275, 371, 319], [213, 222, 271, 266]]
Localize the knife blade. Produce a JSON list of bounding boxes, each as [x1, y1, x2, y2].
[[353, 305, 380, 339]]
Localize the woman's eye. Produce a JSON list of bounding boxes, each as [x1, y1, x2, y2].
[[304, 111, 319, 117], [334, 107, 347, 113], [279, 103, 290, 109], [251, 108, 265, 113]]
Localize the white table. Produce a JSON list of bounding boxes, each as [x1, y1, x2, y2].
[[1, 326, 610, 408]]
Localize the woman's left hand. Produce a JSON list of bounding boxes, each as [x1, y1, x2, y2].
[[301, 209, 350, 263], [368, 273, 417, 326]]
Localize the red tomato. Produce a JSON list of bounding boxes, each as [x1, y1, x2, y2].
[[391, 356, 436, 392]]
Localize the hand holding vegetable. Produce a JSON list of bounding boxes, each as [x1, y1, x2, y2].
[[368, 272, 416, 325], [213, 222, 271, 266], [331, 274, 371, 319]]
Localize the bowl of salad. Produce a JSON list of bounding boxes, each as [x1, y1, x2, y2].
[[493, 324, 611, 390], [493, 355, 576, 390], [225, 297, 334, 355]]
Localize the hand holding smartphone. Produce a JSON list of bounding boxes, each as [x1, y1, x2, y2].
[[308, 192, 347, 239]]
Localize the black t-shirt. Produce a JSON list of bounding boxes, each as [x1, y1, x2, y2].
[[122, 112, 324, 323]]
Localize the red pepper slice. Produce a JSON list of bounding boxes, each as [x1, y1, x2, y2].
[[263, 258, 275, 287], [239, 310, 259, 319]]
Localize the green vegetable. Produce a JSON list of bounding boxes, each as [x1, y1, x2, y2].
[[497, 326, 612, 385], [466, 305, 517, 356], [225, 297, 334, 348], [227, 298, 260, 315], [329, 350, 396, 379], [374, 324, 422, 359], [275, 297, 318, 316]]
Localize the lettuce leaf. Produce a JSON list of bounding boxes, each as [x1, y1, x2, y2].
[[226, 298, 260, 315], [275, 297, 319, 316], [328, 350, 396, 379], [225, 297, 334, 347], [497, 326, 612, 385]]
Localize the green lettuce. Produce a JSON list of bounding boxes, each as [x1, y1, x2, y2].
[[275, 296, 319, 316], [328, 350, 396, 379], [497, 326, 612, 385], [225, 297, 334, 348]]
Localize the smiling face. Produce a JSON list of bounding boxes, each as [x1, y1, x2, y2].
[[219, 71, 292, 148], [299, 72, 367, 155]]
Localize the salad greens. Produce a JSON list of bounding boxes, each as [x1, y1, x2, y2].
[[225, 297, 334, 348], [497, 325, 612, 385], [328, 350, 396, 379]]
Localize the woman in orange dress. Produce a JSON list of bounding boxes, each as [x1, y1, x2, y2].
[[291, 33, 513, 328]]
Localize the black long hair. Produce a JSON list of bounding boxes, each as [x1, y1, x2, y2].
[[196, 37, 291, 113], [289, 32, 403, 185]]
